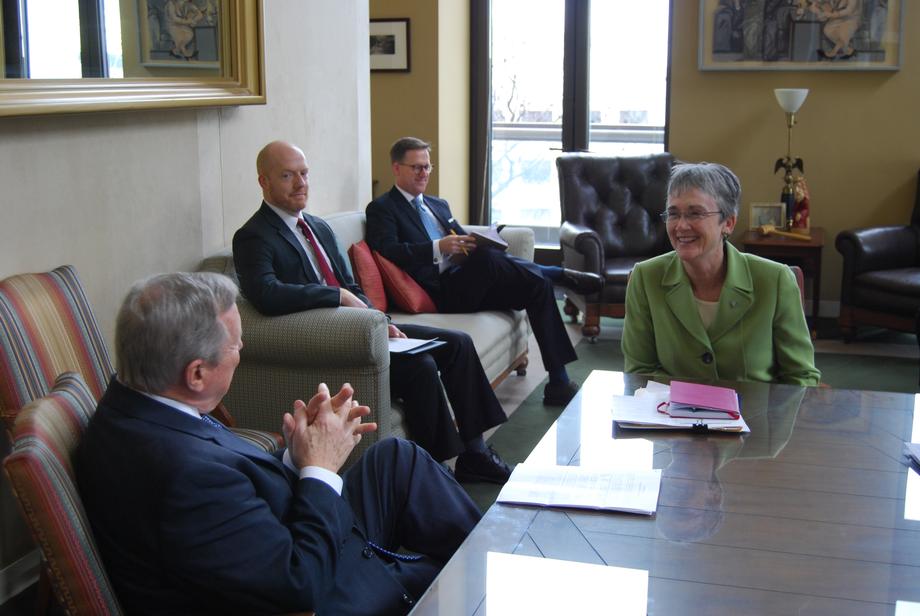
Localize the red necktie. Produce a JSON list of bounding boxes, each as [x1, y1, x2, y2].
[[296, 219, 341, 288]]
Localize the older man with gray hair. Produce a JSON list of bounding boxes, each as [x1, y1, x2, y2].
[[75, 271, 480, 615]]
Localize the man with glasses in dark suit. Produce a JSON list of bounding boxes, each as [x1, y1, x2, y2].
[[366, 136, 603, 406]]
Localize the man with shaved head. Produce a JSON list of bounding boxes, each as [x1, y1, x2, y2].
[[232, 141, 513, 484]]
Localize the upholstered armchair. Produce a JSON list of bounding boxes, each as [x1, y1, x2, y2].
[[556, 153, 675, 339], [4, 372, 123, 615], [835, 169, 920, 339], [0, 265, 282, 452], [4, 371, 314, 616]]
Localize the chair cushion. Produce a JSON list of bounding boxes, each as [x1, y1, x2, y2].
[[372, 251, 437, 314], [347, 241, 388, 312], [3, 372, 122, 615], [0, 265, 113, 426]]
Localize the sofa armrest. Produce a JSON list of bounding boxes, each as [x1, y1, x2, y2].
[[836, 226, 920, 275], [224, 300, 395, 467], [467, 225, 535, 262], [238, 302, 390, 367], [559, 221, 603, 275]]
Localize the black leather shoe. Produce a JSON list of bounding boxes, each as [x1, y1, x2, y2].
[[557, 269, 603, 295], [454, 445, 512, 484], [543, 380, 579, 406]]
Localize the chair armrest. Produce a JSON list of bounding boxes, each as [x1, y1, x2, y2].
[[238, 302, 390, 368], [559, 221, 603, 275], [466, 225, 535, 262], [224, 300, 394, 468], [835, 225, 920, 276]]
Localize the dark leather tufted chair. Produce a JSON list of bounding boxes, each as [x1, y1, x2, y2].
[[835, 169, 920, 341], [557, 153, 675, 339]]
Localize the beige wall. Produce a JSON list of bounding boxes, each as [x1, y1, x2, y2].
[[369, 0, 470, 222], [369, 1, 439, 199], [669, 3, 920, 308], [0, 0, 370, 594]]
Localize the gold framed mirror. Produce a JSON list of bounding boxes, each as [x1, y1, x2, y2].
[[0, 0, 264, 117]]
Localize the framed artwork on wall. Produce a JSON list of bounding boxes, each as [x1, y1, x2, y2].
[[138, 0, 222, 68], [370, 18, 410, 72], [698, 0, 902, 71]]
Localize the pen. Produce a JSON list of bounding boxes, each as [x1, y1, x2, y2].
[[450, 229, 469, 256]]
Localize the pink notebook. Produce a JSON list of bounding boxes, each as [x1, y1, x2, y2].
[[667, 381, 740, 420]]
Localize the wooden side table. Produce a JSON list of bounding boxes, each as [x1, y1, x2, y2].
[[739, 227, 825, 326]]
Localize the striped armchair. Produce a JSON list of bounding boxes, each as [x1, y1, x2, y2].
[[3, 372, 122, 615], [6, 375, 316, 615], [0, 265, 282, 452]]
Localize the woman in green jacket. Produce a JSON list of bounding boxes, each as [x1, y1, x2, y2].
[[621, 163, 820, 387]]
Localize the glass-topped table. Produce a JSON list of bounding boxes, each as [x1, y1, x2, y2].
[[410, 370, 920, 615]]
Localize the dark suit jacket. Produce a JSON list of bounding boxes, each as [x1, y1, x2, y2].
[[233, 202, 370, 315], [365, 187, 465, 300], [74, 379, 412, 615]]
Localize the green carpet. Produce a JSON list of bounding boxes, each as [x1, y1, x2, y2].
[[464, 332, 918, 511]]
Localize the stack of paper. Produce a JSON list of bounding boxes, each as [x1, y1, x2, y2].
[[496, 464, 661, 515], [387, 337, 446, 355], [611, 381, 750, 433]]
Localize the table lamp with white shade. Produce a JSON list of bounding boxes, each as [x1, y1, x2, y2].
[[773, 88, 809, 229]]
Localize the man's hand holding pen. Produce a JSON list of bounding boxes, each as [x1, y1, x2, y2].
[[439, 232, 476, 256]]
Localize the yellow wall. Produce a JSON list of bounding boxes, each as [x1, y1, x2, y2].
[[369, 0, 470, 222], [369, 1, 439, 199], [669, 3, 920, 306]]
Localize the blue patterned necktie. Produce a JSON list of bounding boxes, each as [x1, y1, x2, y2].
[[414, 195, 443, 241]]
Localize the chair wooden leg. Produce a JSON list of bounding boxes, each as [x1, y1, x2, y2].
[[563, 297, 580, 323], [515, 356, 528, 376], [582, 305, 601, 340]]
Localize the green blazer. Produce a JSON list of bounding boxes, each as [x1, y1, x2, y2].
[[621, 243, 820, 387]]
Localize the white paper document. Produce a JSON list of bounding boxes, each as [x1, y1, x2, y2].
[[387, 337, 445, 354], [611, 382, 751, 433], [496, 464, 662, 515]]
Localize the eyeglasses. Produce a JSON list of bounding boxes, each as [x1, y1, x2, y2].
[[659, 210, 722, 223], [398, 163, 434, 175]]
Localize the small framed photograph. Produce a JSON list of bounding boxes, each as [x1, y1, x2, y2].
[[699, 0, 903, 71], [750, 203, 786, 229], [370, 18, 410, 72]]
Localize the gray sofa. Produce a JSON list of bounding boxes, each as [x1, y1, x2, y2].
[[199, 210, 532, 463]]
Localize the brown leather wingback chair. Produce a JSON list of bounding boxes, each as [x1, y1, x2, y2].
[[835, 169, 920, 340], [556, 153, 675, 339]]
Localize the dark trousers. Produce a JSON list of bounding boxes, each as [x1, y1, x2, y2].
[[437, 248, 577, 373], [389, 323, 507, 461], [322, 438, 481, 613]]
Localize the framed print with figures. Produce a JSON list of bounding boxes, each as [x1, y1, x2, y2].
[[139, 0, 221, 68], [699, 0, 902, 71]]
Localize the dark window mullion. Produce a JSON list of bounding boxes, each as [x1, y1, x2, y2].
[[562, 0, 589, 153], [78, 0, 107, 78]]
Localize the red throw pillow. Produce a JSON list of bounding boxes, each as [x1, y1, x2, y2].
[[372, 251, 438, 314], [347, 241, 387, 312]]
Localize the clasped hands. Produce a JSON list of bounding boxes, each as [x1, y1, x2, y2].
[[282, 382, 378, 473]]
